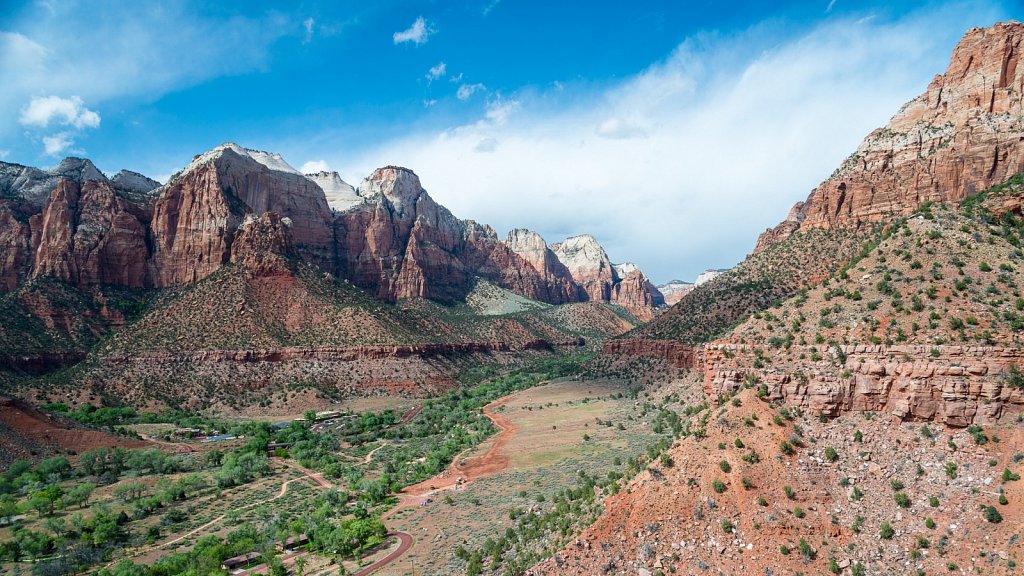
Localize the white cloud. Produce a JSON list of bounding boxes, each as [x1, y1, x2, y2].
[[474, 138, 498, 153], [42, 132, 73, 155], [450, 72, 464, 83], [482, 0, 501, 16], [300, 160, 330, 174], [483, 97, 519, 125], [393, 17, 433, 45], [426, 62, 447, 81], [0, 149, 9, 159], [827, 0, 838, 12], [329, 6, 1003, 283], [595, 117, 648, 139], [302, 17, 315, 43], [457, 83, 486, 100], [20, 95, 100, 129], [0, 5, 289, 145]]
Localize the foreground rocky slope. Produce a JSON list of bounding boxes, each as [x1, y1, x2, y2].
[[551, 22, 1024, 576], [535, 386, 1024, 575]]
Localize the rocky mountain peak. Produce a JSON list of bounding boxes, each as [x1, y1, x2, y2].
[[505, 229, 549, 266], [51, 157, 107, 184], [550, 234, 612, 279], [181, 142, 302, 181], [305, 170, 362, 212], [110, 169, 161, 196], [357, 166, 425, 213]]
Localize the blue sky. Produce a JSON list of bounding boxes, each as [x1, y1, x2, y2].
[[0, 1, 1016, 283]]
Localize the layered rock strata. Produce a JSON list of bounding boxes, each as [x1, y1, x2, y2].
[[756, 21, 1024, 252]]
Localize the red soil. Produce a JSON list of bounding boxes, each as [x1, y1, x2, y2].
[[0, 395, 149, 466]]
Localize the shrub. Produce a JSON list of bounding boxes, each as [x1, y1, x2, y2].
[[780, 441, 795, 456], [712, 480, 726, 494], [798, 538, 816, 561], [929, 495, 939, 507], [784, 485, 795, 500], [894, 492, 910, 508], [720, 519, 734, 533], [719, 460, 731, 473], [793, 506, 805, 518], [945, 462, 958, 479], [984, 505, 1003, 523], [925, 517, 936, 529], [1002, 468, 1021, 482], [824, 447, 838, 462], [890, 479, 904, 491], [879, 522, 895, 539]]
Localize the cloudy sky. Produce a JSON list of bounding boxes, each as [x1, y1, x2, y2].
[[0, 1, 1014, 283]]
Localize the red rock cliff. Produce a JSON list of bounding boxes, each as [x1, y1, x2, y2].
[[756, 21, 1024, 252]]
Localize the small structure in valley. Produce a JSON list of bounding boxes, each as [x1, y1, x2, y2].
[[221, 551, 262, 571]]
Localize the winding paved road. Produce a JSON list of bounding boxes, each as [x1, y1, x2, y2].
[[353, 532, 414, 576]]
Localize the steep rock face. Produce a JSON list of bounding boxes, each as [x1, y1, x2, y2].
[[550, 235, 616, 301], [336, 166, 472, 301], [611, 269, 664, 318], [549, 234, 664, 311], [1, 147, 662, 315], [150, 145, 335, 286], [32, 179, 150, 288], [756, 21, 1024, 252], [504, 229, 581, 303], [229, 212, 296, 277], [0, 202, 33, 291]]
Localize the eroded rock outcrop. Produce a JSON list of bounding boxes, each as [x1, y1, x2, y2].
[[705, 344, 1024, 425], [229, 212, 296, 276], [756, 21, 1024, 252]]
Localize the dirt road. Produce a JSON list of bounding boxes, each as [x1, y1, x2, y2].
[[384, 392, 519, 518]]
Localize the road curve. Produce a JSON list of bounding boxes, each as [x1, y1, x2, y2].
[[353, 531, 414, 576]]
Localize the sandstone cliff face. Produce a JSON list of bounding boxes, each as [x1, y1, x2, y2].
[[32, 179, 150, 288], [336, 166, 474, 301], [336, 167, 602, 304], [602, 339, 1024, 426], [150, 145, 335, 287], [548, 234, 665, 311], [0, 202, 32, 291], [503, 228, 582, 303], [305, 170, 361, 211], [756, 21, 1024, 252], [551, 235, 617, 301], [2, 147, 662, 316]]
